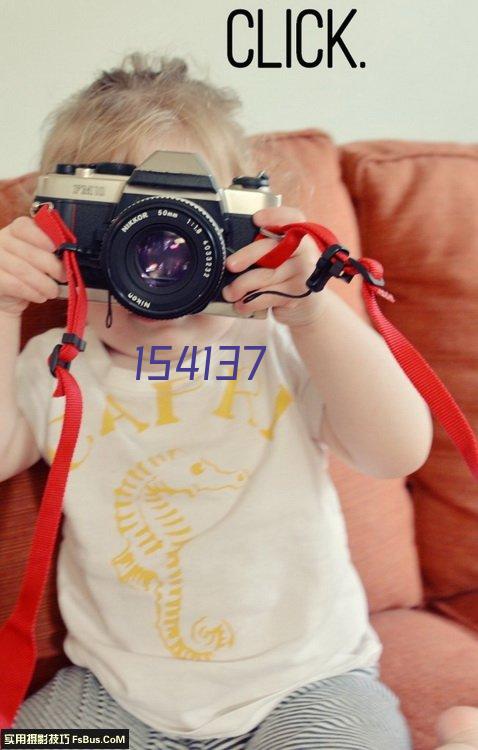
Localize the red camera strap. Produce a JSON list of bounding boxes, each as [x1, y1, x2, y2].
[[0, 206, 86, 731], [0, 210, 476, 733]]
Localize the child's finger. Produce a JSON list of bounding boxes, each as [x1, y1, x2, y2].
[[226, 237, 277, 273], [0, 268, 48, 304], [223, 255, 301, 302], [222, 267, 275, 302], [227, 217, 318, 275], [3, 235, 65, 282], [253, 206, 306, 227], [0, 250, 59, 299], [233, 279, 305, 315], [9, 216, 56, 253]]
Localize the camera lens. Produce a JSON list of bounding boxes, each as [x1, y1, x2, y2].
[[133, 230, 193, 287], [101, 197, 226, 319]]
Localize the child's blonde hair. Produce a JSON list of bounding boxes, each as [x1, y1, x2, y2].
[[40, 53, 251, 185]]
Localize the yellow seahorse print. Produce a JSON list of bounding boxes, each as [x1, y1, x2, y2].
[[111, 449, 248, 661]]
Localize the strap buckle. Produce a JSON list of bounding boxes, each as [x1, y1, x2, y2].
[[306, 244, 353, 293], [61, 332, 86, 351], [29, 201, 54, 217], [307, 245, 387, 293], [48, 344, 71, 376], [48, 334, 86, 376], [55, 242, 79, 258]]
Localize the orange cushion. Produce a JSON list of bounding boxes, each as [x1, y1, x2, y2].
[[372, 608, 478, 750], [342, 141, 478, 606], [251, 130, 422, 612]]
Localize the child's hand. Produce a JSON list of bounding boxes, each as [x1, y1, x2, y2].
[[0, 216, 65, 317], [222, 206, 328, 328]]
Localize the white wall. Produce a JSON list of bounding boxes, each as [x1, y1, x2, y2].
[[1, 0, 476, 177]]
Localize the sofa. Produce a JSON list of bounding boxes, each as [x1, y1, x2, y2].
[[0, 130, 477, 750]]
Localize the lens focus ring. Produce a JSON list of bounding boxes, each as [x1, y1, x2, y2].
[[101, 196, 226, 318]]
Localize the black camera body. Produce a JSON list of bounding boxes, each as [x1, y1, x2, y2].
[[32, 152, 281, 319]]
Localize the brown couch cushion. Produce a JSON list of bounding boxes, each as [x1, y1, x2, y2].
[[341, 141, 478, 608], [372, 608, 478, 750]]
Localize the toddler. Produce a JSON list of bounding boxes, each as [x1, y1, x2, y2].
[[0, 54, 435, 749]]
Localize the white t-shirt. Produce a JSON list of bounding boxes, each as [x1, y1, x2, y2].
[[15, 314, 381, 739]]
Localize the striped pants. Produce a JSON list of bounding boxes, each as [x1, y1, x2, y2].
[[14, 665, 412, 749]]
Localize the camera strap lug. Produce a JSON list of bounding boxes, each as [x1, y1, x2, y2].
[[55, 241, 79, 257], [29, 201, 54, 217]]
